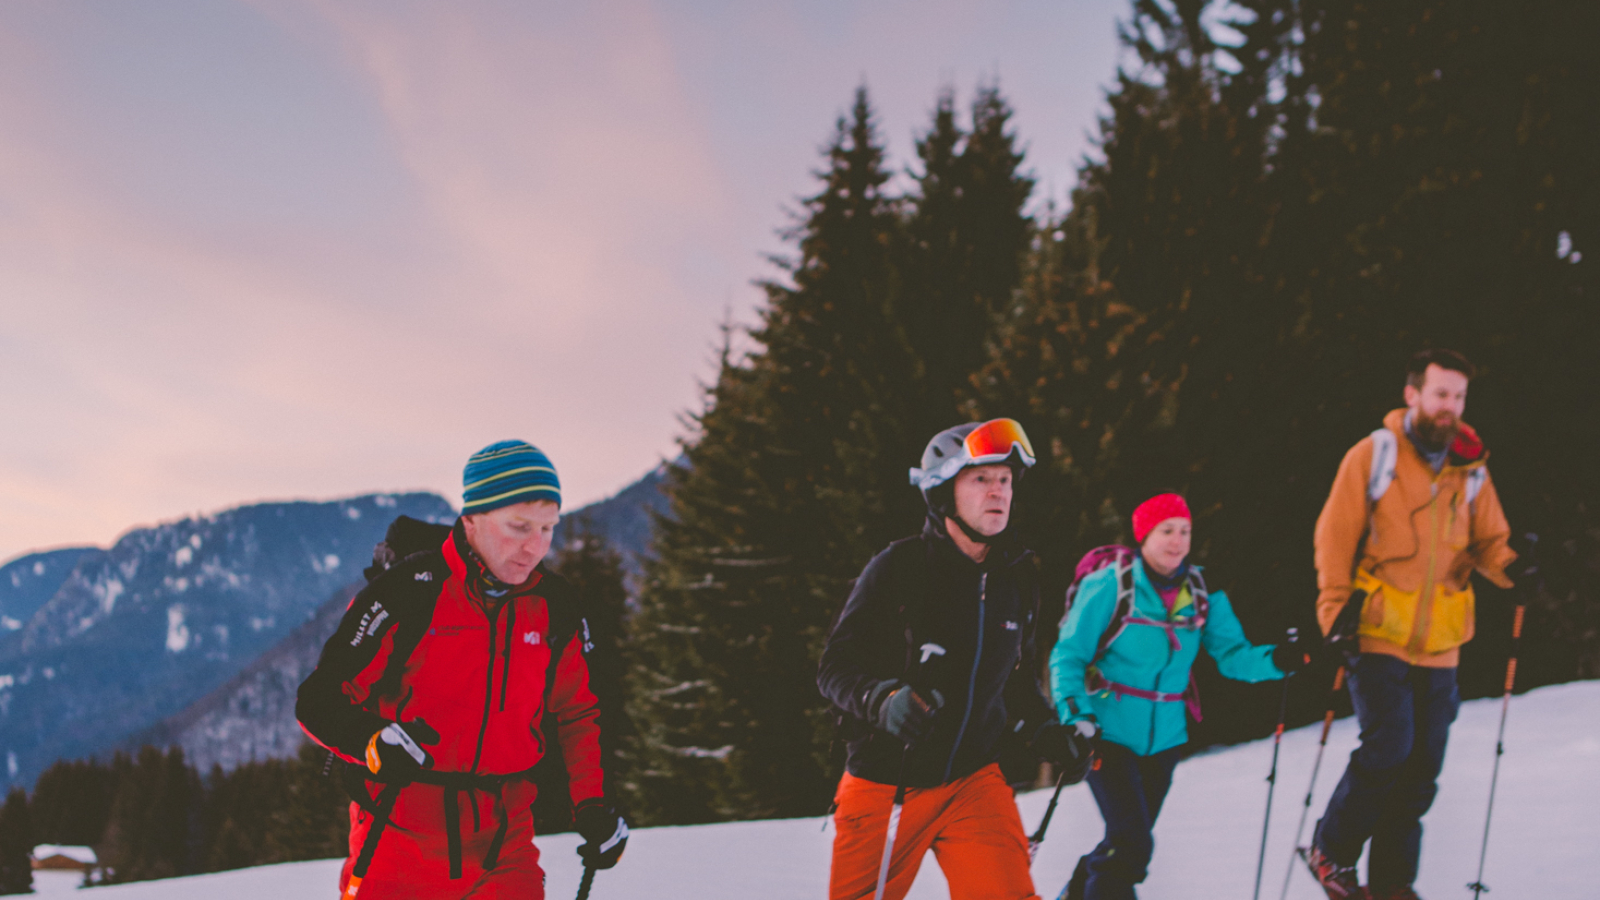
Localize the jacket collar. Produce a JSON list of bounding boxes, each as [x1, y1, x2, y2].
[[1383, 408, 1488, 471], [921, 517, 1032, 570]]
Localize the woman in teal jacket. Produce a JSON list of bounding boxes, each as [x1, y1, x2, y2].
[[1049, 493, 1308, 900]]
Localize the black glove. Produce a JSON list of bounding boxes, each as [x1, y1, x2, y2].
[[1031, 719, 1098, 785], [1272, 632, 1313, 675], [1325, 589, 1367, 657], [573, 798, 628, 869], [364, 718, 440, 776], [865, 680, 945, 744]]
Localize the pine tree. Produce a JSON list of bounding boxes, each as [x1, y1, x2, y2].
[[29, 757, 119, 847], [627, 88, 911, 824], [0, 788, 32, 896], [903, 85, 1036, 440], [100, 746, 197, 883], [262, 747, 347, 865]]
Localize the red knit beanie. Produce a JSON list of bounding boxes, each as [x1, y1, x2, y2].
[[1132, 493, 1191, 544]]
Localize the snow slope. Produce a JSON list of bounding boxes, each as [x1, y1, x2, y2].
[[29, 680, 1599, 898]]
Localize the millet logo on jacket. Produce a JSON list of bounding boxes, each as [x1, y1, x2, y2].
[[350, 602, 387, 647], [523, 631, 541, 646]]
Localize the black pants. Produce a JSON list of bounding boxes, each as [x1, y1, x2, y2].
[[1076, 740, 1182, 900], [1315, 653, 1460, 889]]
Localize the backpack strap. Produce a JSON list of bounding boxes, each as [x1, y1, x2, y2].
[[1465, 466, 1488, 506], [1090, 553, 1138, 664], [1184, 567, 1209, 627], [1368, 427, 1398, 503]]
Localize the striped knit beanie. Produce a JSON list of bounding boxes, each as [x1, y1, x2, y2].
[[462, 440, 561, 514]]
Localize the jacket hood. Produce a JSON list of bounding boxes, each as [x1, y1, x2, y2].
[[1383, 408, 1488, 468]]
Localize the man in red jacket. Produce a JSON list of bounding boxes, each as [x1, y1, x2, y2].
[[298, 440, 627, 900]]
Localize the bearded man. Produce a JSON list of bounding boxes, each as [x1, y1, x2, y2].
[[1302, 350, 1517, 900]]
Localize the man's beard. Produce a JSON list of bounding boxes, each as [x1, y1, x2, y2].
[[1414, 410, 1459, 447]]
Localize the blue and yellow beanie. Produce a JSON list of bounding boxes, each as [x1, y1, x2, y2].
[[462, 440, 561, 514]]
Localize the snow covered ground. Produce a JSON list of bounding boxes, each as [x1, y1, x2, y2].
[[28, 680, 1598, 898]]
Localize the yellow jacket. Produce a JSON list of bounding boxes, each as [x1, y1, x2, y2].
[[1314, 409, 1516, 667]]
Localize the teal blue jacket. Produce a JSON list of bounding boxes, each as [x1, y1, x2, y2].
[[1048, 558, 1285, 756]]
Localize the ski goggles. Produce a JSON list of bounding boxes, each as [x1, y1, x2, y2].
[[910, 418, 1037, 491]]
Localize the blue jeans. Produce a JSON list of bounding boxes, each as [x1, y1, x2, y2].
[[1315, 653, 1460, 889], [1077, 741, 1182, 900]]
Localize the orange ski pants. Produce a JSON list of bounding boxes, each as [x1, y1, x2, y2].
[[829, 762, 1041, 900]]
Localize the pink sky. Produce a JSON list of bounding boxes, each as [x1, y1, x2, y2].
[[0, 0, 1121, 562]]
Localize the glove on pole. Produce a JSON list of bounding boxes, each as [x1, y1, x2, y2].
[[1253, 629, 1296, 900], [1468, 534, 1537, 899], [873, 641, 946, 900], [1028, 769, 1068, 865], [1028, 719, 1098, 864], [1279, 594, 1361, 900]]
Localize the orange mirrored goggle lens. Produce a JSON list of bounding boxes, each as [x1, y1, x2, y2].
[[963, 418, 1035, 463]]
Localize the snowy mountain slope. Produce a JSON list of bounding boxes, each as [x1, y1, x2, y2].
[[0, 546, 100, 634], [0, 493, 455, 789], [29, 679, 1598, 899], [131, 584, 358, 772]]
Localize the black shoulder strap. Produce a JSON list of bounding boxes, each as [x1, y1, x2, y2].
[[540, 576, 584, 709], [1091, 556, 1138, 663]]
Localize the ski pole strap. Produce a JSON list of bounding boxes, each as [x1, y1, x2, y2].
[[349, 765, 533, 881], [351, 782, 403, 881], [1085, 668, 1203, 721], [444, 786, 464, 879]]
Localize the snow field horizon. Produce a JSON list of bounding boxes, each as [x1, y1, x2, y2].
[[29, 680, 1598, 898]]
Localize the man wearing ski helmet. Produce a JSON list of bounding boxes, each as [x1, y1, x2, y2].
[[297, 440, 627, 900], [818, 418, 1096, 900], [1303, 350, 1517, 900]]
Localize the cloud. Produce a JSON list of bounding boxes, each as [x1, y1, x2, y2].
[[0, 0, 746, 559], [0, 0, 1120, 562]]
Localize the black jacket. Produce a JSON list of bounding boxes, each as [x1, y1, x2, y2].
[[817, 521, 1055, 788]]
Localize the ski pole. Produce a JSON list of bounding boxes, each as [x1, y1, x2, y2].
[[1028, 767, 1069, 863], [1468, 535, 1537, 899], [874, 642, 946, 900], [1253, 629, 1295, 900], [1279, 663, 1348, 900], [574, 863, 597, 900]]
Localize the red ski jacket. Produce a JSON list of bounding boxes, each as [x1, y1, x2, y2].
[[297, 524, 604, 804]]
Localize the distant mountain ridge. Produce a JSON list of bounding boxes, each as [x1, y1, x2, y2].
[[0, 492, 456, 789], [134, 585, 359, 772], [0, 546, 100, 634]]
